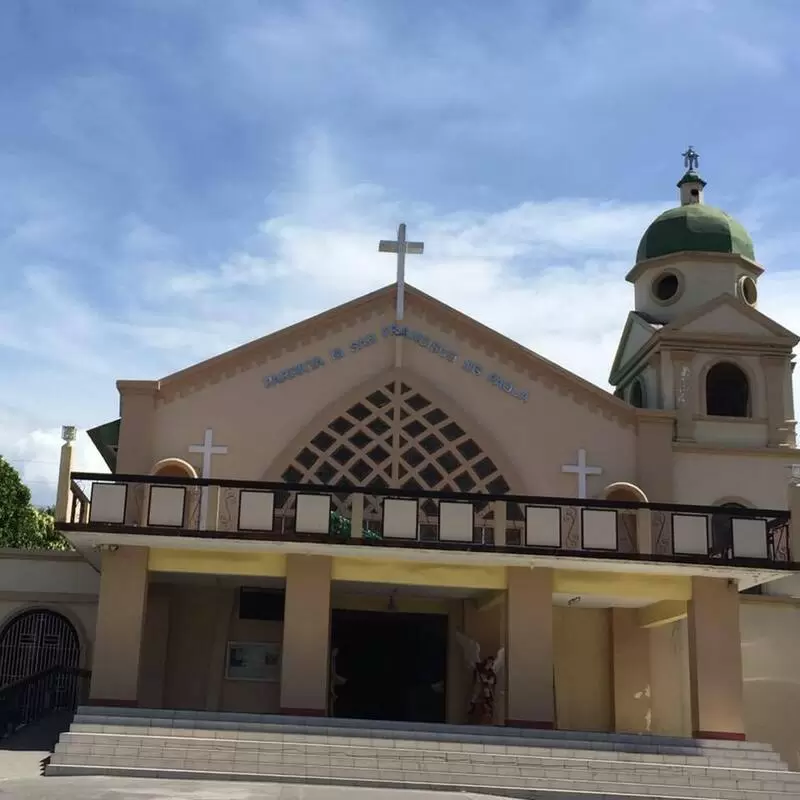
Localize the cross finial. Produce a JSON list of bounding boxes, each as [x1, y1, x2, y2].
[[379, 223, 424, 321], [682, 146, 700, 172]]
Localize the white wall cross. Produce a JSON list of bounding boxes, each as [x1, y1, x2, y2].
[[378, 222, 424, 321], [188, 428, 228, 530], [561, 448, 603, 499]]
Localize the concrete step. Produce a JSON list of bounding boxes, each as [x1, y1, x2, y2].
[[67, 707, 788, 763], [45, 707, 800, 800], [55, 728, 789, 772]]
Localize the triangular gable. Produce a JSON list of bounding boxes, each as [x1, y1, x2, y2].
[[664, 293, 799, 343], [153, 284, 636, 425], [87, 418, 120, 472], [609, 312, 660, 385]]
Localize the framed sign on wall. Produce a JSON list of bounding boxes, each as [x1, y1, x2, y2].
[[225, 641, 281, 682]]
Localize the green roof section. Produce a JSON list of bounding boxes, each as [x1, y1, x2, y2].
[[636, 204, 755, 263], [676, 169, 706, 188], [87, 418, 120, 472]]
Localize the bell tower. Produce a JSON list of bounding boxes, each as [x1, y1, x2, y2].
[[609, 149, 798, 449]]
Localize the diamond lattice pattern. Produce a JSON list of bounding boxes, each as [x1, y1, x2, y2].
[[281, 381, 510, 534]]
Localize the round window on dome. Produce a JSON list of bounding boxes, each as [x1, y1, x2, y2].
[[737, 275, 758, 306], [651, 271, 682, 305]]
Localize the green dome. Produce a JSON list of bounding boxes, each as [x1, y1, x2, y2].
[[636, 204, 754, 263]]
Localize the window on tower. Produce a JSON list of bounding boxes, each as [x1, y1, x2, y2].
[[628, 379, 645, 408], [705, 362, 750, 418]]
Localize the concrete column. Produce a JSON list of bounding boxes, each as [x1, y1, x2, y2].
[[54, 441, 75, 523], [635, 413, 675, 502], [612, 608, 652, 733], [90, 546, 149, 705], [280, 554, 332, 716], [672, 350, 696, 441], [761, 355, 789, 447], [687, 577, 744, 740], [117, 380, 159, 526], [505, 567, 554, 728], [116, 380, 159, 473], [789, 482, 800, 565]]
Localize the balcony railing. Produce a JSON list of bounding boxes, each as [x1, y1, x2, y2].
[[62, 472, 793, 567]]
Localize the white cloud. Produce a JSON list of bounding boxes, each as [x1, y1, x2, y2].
[[4, 135, 800, 513], [0, 409, 108, 508]]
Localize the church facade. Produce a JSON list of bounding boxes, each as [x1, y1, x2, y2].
[[52, 159, 800, 762]]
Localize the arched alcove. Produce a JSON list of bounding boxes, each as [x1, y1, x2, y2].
[[150, 457, 198, 478], [601, 482, 649, 554], [705, 362, 750, 418]]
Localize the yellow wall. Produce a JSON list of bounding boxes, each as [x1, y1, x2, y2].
[[741, 598, 800, 769], [554, 607, 613, 732]]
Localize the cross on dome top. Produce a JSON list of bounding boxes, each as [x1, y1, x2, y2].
[[682, 146, 700, 172]]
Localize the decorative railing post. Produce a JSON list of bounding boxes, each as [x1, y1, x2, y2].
[[636, 508, 653, 554], [350, 493, 364, 540], [493, 500, 507, 546]]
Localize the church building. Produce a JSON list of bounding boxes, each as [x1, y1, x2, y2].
[[51, 152, 800, 765]]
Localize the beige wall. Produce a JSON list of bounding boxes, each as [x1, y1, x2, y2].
[[673, 450, 794, 508], [153, 308, 397, 482], [143, 303, 635, 497], [0, 551, 99, 672]]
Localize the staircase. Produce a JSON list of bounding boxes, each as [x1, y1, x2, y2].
[[47, 706, 800, 799]]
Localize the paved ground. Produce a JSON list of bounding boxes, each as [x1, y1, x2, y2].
[[0, 776, 505, 799]]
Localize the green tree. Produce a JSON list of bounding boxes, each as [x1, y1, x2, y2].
[[0, 456, 70, 550]]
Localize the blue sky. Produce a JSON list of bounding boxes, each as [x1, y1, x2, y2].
[[2, 0, 799, 503]]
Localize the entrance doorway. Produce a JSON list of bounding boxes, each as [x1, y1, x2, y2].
[[330, 609, 448, 723]]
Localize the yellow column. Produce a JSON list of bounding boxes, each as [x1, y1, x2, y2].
[[505, 567, 554, 728], [54, 440, 75, 523], [687, 576, 744, 740], [89, 546, 149, 705], [612, 608, 652, 733], [280, 554, 332, 716]]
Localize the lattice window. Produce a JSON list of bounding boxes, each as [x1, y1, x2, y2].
[[280, 381, 511, 540]]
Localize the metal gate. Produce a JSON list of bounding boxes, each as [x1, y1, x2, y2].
[[0, 609, 80, 688]]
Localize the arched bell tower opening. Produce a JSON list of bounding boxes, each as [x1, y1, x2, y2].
[[273, 376, 519, 543], [705, 362, 750, 418]]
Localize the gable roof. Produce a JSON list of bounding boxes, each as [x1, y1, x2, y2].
[[662, 292, 799, 344], [609, 311, 662, 385], [87, 418, 120, 471], [147, 283, 636, 425]]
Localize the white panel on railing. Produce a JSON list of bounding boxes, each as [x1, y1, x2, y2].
[[582, 509, 617, 550], [439, 501, 473, 542], [673, 514, 708, 555], [525, 506, 561, 547], [148, 486, 186, 528], [295, 494, 331, 535], [383, 498, 419, 540], [238, 490, 275, 532], [89, 483, 127, 524], [732, 518, 768, 559]]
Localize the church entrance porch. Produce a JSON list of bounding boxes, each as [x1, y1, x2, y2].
[[330, 608, 447, 723]]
